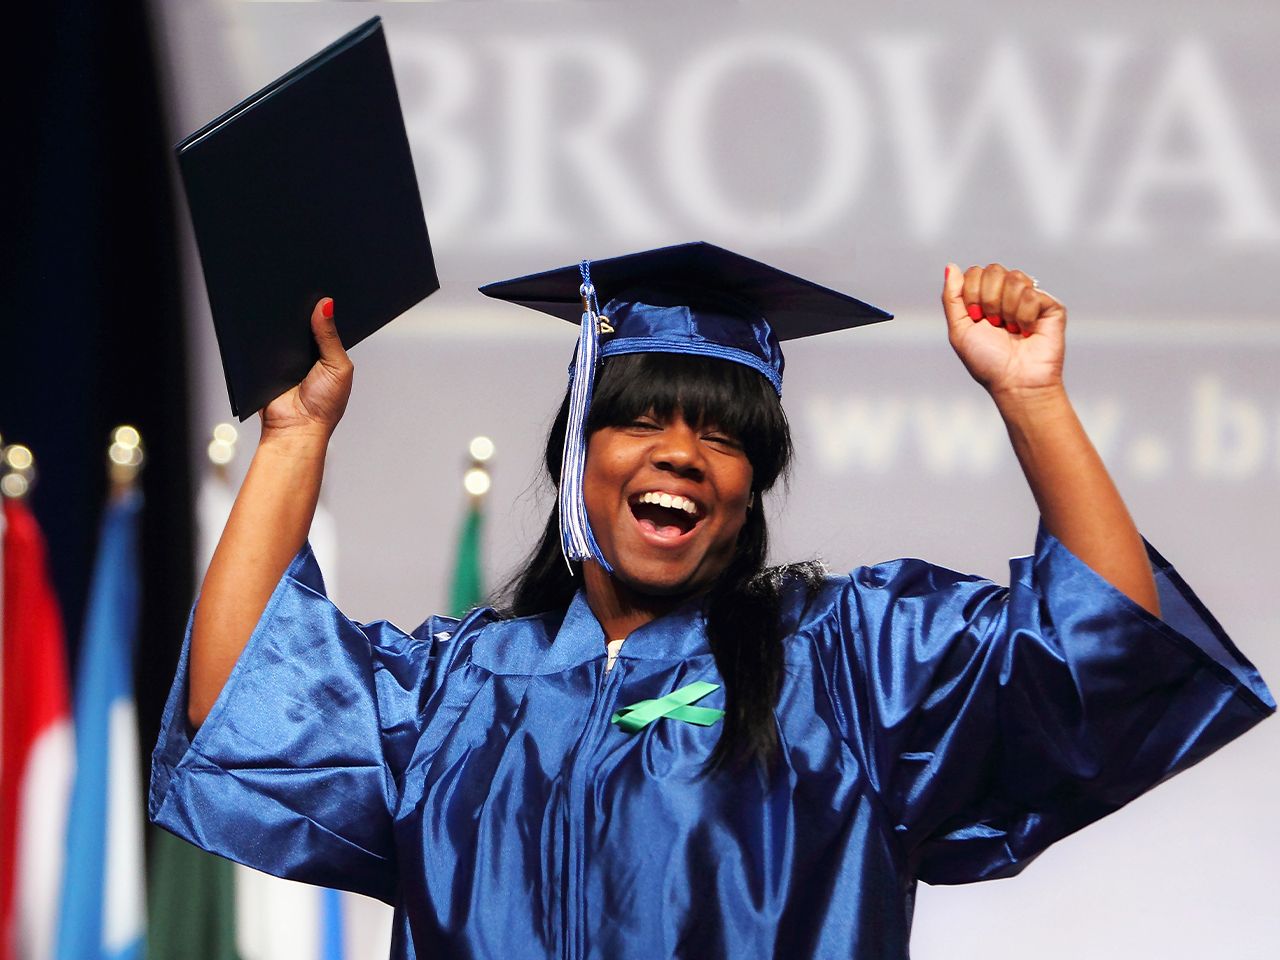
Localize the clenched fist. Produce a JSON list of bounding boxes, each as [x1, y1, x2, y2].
[[941, 263, 1066, 401]]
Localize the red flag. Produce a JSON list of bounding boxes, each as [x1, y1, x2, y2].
[[1, 498, 74, 960]]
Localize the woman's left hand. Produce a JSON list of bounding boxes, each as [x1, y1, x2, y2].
[[941, 262, 1066, 401]]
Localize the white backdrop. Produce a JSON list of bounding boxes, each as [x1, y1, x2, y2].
[[151, 1, 1279, 957]]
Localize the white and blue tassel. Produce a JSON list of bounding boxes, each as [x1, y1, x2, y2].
[[558, 261, 613, 573]]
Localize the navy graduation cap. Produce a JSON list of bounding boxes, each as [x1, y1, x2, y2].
[[479, 241, 892, 572]]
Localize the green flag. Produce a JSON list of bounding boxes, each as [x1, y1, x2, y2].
[[449, 500, 485, 617], [145, 826, 239, 960]]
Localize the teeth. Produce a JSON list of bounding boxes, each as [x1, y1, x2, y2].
[[638, 492, 698, 515]]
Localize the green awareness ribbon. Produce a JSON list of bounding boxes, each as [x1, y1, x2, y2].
[[610, 680, 725, 733]]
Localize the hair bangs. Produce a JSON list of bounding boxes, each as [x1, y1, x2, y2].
[[587, 353, 792, 491]]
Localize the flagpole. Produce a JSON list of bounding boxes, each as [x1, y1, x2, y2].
[[450, 437, 494, 618]]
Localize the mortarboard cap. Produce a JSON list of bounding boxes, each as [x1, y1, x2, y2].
[[479, 241, 892, 572], [176, 17, 438, 419]]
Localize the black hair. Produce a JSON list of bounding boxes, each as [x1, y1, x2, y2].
[[497, 352, 824, 772]]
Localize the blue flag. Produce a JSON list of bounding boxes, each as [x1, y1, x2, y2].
[[57, 490, 146, 960]]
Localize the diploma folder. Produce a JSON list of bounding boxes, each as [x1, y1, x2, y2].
[[176, 17, 437, 419]]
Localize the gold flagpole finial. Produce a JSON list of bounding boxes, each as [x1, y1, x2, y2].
[[463, 436, 495, 500], [207, 422, 239, 476], [108, 425, 145, 495], [1, 442, 36, 499]]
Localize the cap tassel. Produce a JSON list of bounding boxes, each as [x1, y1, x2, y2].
[[558, 262, 613, 574]]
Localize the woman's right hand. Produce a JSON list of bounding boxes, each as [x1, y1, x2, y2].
[[260, 297, 354, 441]]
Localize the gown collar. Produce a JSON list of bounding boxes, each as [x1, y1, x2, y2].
[[537, 589, 712, 674]]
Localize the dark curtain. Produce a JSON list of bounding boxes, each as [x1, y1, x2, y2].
[[6, 0, 194, 770]]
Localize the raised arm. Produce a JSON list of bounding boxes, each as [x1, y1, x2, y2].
[[188, 297, 354, 726], [940, 263, 1159, 617]]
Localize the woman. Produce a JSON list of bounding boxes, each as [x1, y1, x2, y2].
[[151, 245, 1273, 959]]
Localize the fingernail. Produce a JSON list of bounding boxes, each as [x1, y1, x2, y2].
[[966, 303, 983, 321], [1007, 321, 1021, 335], [986, 314, 1003, 327], [944, 266, 950, 282], [322, 298, 334, 320]]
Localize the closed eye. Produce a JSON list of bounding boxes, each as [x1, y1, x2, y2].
[[702, 431, 743, 451]]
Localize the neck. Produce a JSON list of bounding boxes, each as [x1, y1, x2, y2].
[[581, 561, 687, 640]]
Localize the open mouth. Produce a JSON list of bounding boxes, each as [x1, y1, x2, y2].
[[629, 491, 703, 540]]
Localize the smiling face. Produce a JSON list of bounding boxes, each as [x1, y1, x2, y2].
[[583, 412, 754, 596]]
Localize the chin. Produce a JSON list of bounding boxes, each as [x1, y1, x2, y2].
[[608, 554, 718, 599]]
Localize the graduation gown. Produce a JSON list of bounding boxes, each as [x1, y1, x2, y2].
[[150, 529, 1273, 959]]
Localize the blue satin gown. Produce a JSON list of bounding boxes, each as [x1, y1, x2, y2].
[[150, 528, 1273, 959]]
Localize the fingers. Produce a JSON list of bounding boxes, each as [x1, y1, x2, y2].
[[310, 297, 351, 365], [952, 263, 1057, 337]]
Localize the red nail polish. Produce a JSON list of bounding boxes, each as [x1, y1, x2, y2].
[[966, 303, 983, 321], [322, 299, 334, 319], [944, 266, 950, 282], [1007, 321, 1021, 335], [986, 315, 1003, 327]]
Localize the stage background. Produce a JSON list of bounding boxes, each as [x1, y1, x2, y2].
[[150, 2, 1278, 958]]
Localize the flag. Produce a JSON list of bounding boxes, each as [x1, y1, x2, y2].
[[1, 498, 75, 960], [145, 830, 237, 960], [448, 500, 485, 617], [56, 490, 146, 960]]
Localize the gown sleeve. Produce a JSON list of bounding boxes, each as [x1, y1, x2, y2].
[[829, 527, 1274, 886], [149, 543, 472, 905]]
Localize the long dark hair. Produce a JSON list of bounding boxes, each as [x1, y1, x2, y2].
[[498, 352, 824, 771]]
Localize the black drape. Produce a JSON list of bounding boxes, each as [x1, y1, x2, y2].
[[7, 0, 193, 769]]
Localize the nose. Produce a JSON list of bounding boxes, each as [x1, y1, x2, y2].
[[651, 421, 705, 477]]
